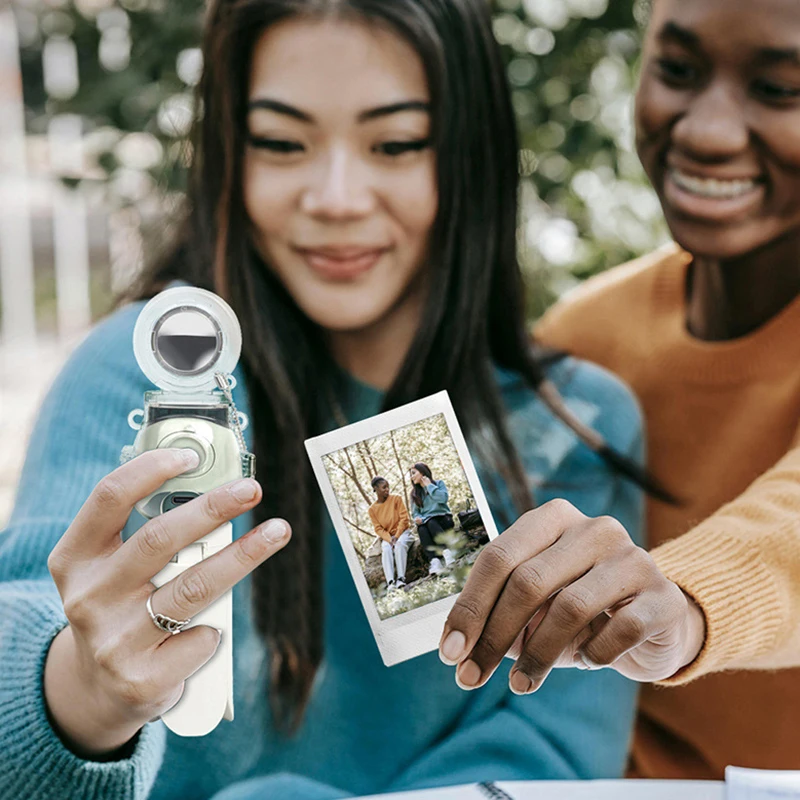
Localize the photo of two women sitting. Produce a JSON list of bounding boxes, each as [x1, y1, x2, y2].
[[369, 463, 457, 592], [322, 413, 488, 620]]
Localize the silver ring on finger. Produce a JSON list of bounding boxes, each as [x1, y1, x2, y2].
[[146, 592, 192, 635]]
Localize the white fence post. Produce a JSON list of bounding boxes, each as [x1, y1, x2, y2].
[[49, 114, 92, 339], [0, 6, 37, 347]]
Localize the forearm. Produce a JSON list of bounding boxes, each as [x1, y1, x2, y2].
[[653, 446, 800, 683]]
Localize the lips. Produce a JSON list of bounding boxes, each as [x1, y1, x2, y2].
[[670, 169, 759, 199], [294, 246, 389, 281], [662, 165, 766, 224]]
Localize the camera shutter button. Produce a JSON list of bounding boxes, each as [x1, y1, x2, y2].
[[159, 432, 215, 477]]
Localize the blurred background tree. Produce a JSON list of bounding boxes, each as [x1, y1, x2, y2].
[[13, 0, 669, 320]]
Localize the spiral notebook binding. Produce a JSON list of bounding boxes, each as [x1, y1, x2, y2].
[[477, 782, 515, 800]]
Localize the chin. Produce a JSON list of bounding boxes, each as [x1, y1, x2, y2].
[[300, 294, 397, 333], [667, 217, 783, 262]]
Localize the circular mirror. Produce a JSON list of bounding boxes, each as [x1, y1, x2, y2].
[[133, 286, 241, 392], [152, 307, 221, 374]]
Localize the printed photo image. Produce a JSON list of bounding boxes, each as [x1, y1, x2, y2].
[[322, 413, 490, 620], [306, 392, 499, 665]]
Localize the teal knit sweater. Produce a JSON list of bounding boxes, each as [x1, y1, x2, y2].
[[0, 296, 645, 800]]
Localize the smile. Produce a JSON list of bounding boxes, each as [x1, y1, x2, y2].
[[294, 246, 390, 281], [669, 169, 760, 200], [663, 166, 766, 224]]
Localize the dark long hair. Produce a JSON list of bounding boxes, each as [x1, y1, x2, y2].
[[409, 462, 434, 511], [115, 0, 663, 734]]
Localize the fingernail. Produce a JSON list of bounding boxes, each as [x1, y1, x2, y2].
[[230, 479, 257, 502], [440, 630, 466, 664], [580, 653, 602, 671], [455, 659, 482, 689], [260, 519, 289, 543], [181, 449, 200, 469], [509, 669, 533, 695]]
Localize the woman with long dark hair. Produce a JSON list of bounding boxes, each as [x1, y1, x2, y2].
[[408, 462, 456, 574], [0, 2, 665, 798]]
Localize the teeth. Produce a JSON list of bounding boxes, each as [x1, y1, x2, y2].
[[670, 169, 758, 199]]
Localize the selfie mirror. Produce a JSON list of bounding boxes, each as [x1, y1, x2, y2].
[[132, 287, 242, 393]]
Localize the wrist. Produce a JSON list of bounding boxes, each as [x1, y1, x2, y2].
[[44, 626, 147, 759], [678, 590, 707, 671]]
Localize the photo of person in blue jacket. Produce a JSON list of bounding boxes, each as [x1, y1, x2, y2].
[[409, 462, 457, 576]]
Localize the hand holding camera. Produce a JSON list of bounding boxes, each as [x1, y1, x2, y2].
[[44, 448, 290, 758]]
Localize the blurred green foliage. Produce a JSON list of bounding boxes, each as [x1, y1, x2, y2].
[[15, 0, 669, 318]]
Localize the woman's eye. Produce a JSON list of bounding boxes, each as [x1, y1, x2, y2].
[[656, 58, 699, 86], [248, 137, 304, 153], [753, 79, 800, 104], [375, 139, 431, 157]]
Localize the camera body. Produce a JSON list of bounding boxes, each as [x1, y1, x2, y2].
[[122, 390, 254, 521], [121, 286, 254, 737]]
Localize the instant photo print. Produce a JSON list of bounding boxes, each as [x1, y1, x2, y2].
[[305, 392, 499, 666]]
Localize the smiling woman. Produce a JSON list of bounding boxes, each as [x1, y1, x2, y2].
[[636, 0, 800, 273], [537, 0, 800, 781], [242, 17, 437, 375]]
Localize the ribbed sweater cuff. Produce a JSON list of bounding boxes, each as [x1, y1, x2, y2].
[[0, 582, 166, 800], [651, 529, 785, 685]]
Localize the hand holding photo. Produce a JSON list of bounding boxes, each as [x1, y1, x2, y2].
[[305, 392, 498, 666]]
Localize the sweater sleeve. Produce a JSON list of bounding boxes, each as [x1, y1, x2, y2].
[[0, 305, 167, 799], [652, 444, 800, 684], [426, 481, 449, 503]]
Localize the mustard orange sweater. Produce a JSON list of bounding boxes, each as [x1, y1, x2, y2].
[[368, 495, 411, 544], [535, 243, 800, 779]]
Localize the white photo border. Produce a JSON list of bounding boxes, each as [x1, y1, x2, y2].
[[304, 391, 499, 666]]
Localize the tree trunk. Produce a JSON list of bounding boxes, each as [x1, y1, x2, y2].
[[390, 429, 411, 516]]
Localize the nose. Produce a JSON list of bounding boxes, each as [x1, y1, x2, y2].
[[300, 147, 376, 220], [671, 82, 750, 161]]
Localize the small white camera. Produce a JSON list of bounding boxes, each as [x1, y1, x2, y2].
[[122, 286, 254, 737]]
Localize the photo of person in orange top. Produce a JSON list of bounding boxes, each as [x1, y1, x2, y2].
[[369, 477, 413, 591]]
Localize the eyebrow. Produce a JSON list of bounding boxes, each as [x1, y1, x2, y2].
[[247, 98, 430, 123], [657, 21, 800, 67], [754, 47, 800, 67], [657, 22, 701, 49]]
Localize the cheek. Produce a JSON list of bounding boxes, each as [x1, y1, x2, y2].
[[385, 161, 438, 248], [760, 117, 800, 210], [242, 158, 294, 242], [635, 79, 680, 160]]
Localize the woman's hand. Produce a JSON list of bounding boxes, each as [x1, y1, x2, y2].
[[421, 476, 433, 487], [415, 516, 423, 525], [45, 448, 291, 757], [438, 499, 706, 694]]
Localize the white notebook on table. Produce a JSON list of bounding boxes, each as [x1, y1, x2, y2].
[[726, 767, 800, 799], [355, 779, 724, 800]]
